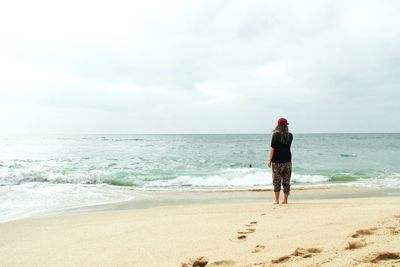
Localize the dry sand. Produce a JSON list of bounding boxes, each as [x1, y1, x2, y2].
[[0, 189, 399, 266]]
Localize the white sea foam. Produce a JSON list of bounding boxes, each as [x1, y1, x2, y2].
[[0, 183, 143, 223], [146, 168, 331, 188], [292, 174, 330, 184], [348, 173, 400, 188]]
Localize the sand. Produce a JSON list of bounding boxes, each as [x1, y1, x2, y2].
[[0, 189, 399, 266]]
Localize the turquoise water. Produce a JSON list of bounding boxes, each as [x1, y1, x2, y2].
[[0, 134, 399, 221], [1, 134, 399, 187]]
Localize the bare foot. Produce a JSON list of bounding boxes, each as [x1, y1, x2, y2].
[[281, 201, 288, 204]]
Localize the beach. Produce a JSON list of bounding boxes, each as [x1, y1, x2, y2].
[[2, 0, 400, 264], [1, 187, 399, 266]]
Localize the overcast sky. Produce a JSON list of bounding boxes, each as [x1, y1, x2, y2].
[[0, 0, 399, 134]]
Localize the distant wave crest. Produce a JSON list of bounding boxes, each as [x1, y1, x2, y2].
[[1, 158, 400, 189], [340, 153, 357, 158]]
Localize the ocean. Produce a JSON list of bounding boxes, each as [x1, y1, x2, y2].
[[1, 133, 399, 222]]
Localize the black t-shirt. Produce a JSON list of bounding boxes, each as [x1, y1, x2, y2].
[[270, 132, 293, 163]]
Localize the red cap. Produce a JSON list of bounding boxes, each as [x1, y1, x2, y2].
[[277, 118, 289, 126]]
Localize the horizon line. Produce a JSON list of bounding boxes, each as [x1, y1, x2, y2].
[[1, 132, 399, 136]]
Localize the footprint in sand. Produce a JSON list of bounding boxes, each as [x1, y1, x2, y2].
[[351, 227, 377, 238], [361, 251, 400, 264], [345, 240, 367, 250], [237, 228, 255, 234], [237, 221, 258, 240], [385, 226, 400, 235], [251, 245, 266, 253], [237, 235, 247, 240], [181, 256, 208, 267], [245, 221, 257, 227], [271, 255, 291, 264], [390, 228, 400, 235], [292, 247, 323, 258], [182, 258, 236, 267], [207, 260, 236, 266], [271, 247, 323, 263], [243, 263, 267, 267]]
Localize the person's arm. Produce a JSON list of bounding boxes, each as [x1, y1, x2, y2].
[[268, 147, 274, 168]]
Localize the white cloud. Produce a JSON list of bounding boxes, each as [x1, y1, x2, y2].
[[0, 0, 399, 133]]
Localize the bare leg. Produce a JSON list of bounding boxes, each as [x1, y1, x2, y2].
[[274, 191, 280, 204], [282, 193, 289, 204]]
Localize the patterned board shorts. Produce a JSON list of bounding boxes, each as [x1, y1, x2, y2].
[[272, 162, 292, 193]]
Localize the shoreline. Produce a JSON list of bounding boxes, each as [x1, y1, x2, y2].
[[0, 189, 399, 266], [2, 185, 398, 224]]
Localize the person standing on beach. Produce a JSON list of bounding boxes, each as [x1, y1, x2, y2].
[[268, 118, 293, 204]]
